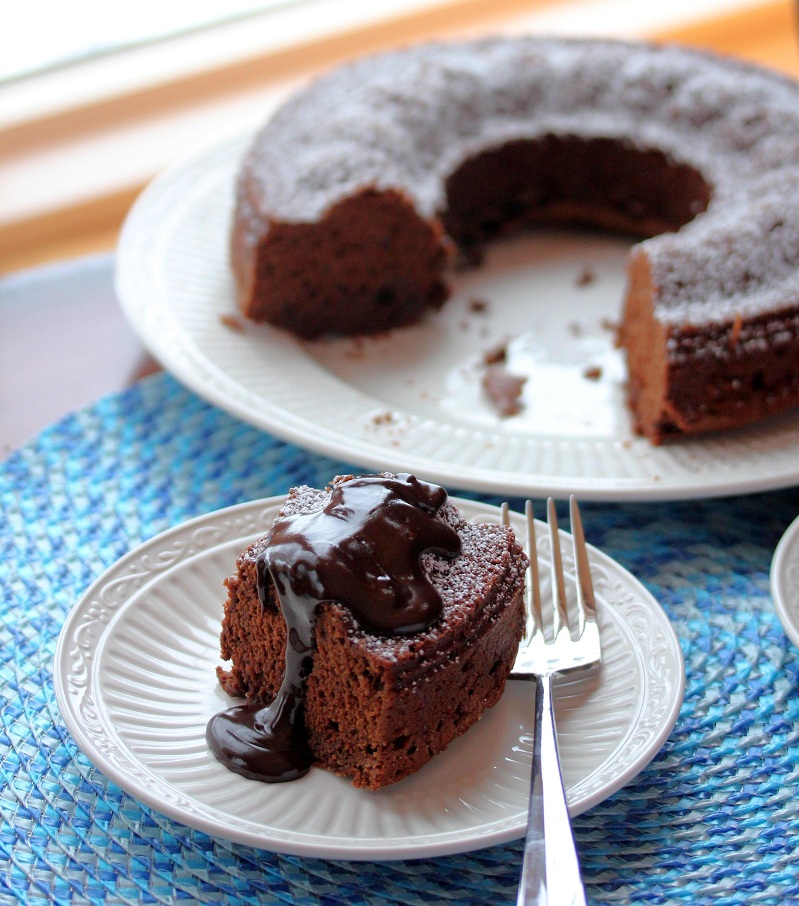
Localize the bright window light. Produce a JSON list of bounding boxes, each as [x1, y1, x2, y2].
[[1, 0, 314, 83]]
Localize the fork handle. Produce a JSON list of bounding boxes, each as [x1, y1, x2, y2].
[[517, 674, 587, 906]]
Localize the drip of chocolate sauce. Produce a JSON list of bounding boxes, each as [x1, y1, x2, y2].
[[206, 473, 461, 783]]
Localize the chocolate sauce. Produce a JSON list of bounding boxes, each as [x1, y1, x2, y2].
[[206, 474, 461, 783]]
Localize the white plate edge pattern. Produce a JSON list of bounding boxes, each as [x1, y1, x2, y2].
[[54, 496, 685, 857], [771, 514, 799, 650]]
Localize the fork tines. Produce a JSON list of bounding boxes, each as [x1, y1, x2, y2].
[[502, 496, 600, 656]]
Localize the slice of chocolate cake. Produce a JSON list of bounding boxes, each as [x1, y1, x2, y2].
[[207, 473, 527, 790]]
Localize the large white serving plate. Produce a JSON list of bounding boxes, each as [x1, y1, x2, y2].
[[54, 496, 684, 860], [115, 129, 799, 500], [771, 513, 799, 650]]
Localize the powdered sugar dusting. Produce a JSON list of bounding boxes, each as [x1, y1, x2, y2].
[[239, 37, 799, 226], [646, 171, 799, 332]]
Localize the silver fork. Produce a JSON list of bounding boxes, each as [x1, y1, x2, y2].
[[501, 496, 602, 906]]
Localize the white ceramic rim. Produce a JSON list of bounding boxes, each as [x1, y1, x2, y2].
[[54, 495, 685, 860], [771, 513, 799, 650]]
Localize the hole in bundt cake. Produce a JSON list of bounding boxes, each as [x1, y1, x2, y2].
[[442, 136, 711, 249]]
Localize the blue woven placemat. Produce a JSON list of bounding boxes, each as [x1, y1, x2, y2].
[[3, 371, 799, 905]]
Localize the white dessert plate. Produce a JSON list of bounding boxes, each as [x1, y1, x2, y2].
[[54, 496, 684, 860], [115, 128, 799, 502], [771, 513, 799, 649]]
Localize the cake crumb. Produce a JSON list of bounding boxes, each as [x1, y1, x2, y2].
[[483, 343, 508, 366], [583, 365, 603, 381], [220, 314, 245, 332], [568, 321, 584, 337], [469, 297, 489, 314], [575, 266, 595, 287], [372, 411, 395, 426], [482, 364, 527, 417]]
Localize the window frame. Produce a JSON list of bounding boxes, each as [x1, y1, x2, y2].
[[0, 0, 786, 273]]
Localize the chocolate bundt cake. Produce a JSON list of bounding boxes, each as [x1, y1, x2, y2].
[[231, 37, 799, 443], [207, 474, 527, 790]]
